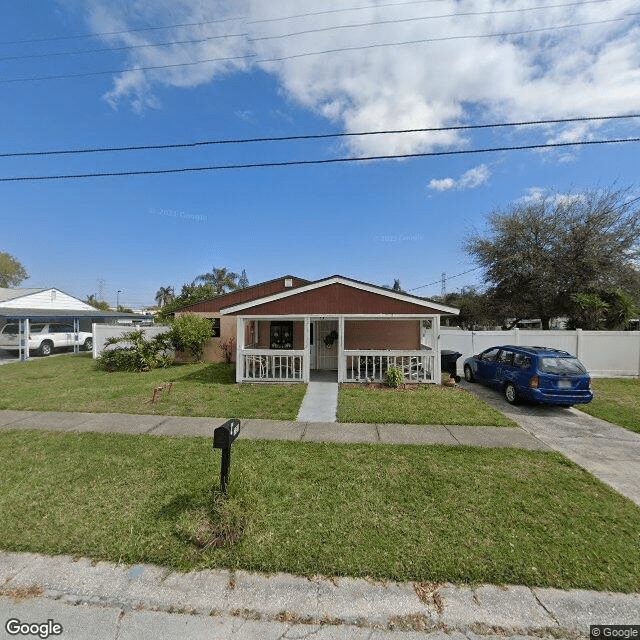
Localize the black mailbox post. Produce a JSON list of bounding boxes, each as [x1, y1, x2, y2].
[[213, 419, 241, 494]]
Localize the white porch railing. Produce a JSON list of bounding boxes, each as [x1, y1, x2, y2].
[[241, 349, 304, 382], [344, 350, 436, 383]]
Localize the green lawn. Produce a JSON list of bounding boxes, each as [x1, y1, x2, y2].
[[338, 385, 518, 427], [1, 429, 639, 592], [0, 353, 306, 421], [578, 378, 640, 434], [0, 353, 517, 426]]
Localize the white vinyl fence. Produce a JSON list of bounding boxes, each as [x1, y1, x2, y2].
[[92, 323, 171, 358], [440, 328, 640, 378]]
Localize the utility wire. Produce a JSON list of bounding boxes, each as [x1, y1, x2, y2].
[[0, 0, 610, 62], [1, 15, 634, 84], [1, 114, 638, 158], [1, 137, 638, 182], [409, 267, 482, 292]]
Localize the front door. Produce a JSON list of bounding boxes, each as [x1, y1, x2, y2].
[[314, 320, 339, 370]]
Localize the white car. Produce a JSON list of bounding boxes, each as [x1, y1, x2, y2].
[[0, 322, 93, 356]]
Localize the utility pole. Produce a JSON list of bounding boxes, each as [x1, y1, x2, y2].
[[441, 272, 446, 296]]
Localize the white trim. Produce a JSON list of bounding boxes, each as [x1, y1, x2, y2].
[[219, 276, 459, 315], [219, 313, 446, 320]]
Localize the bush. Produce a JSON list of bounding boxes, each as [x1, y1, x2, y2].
[[96, 329, 171, 372], [384, 367, 404, 388], [166, 314, 214, 362]]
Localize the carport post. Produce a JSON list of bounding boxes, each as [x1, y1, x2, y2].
[[73, 317, 80, 354], [19, 318, 29, 362]]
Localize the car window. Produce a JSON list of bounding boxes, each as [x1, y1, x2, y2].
[[51, 324, 72, 333], [539, 357, 587, 375], [1, 325, 19, 334], [481, 348, 500, 361], [30, 324, 46, 333], [513, 354, 531, 368], [497, 350, 514, 365]]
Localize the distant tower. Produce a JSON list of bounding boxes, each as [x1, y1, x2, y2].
[[441, 272, 446, 296], [97, 278, 106, 301]]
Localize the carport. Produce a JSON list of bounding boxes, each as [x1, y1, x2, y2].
[[0, 309, 147, 362]]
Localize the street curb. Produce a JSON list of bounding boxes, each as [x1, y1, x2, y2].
[[1, 552, 638, 636]]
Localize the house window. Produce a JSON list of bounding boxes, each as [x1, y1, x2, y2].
[[270, 321, 293, 349], [208, 317, 221, 338]]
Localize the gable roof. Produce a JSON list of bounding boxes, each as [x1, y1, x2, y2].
[[220, 275, 460, 316], [0, 288, 47, 303], [172, 275, 311, 314]]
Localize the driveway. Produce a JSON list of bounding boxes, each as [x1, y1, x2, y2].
[[0, 349, 19, 365], [459, 379, 640, 507]]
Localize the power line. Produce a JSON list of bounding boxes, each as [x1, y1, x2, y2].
[[0, 0, 609, 62], [409, 267, 482, 292], [1, 14, 634, 84], [1, 136, 638, 182], [1, 114, 638, 158]]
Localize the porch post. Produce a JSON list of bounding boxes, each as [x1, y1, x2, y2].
[[434, 315, 442, 383], [338, 316, 345, 382], [303, 316, 310, 382], [235, 317, 244, 383]]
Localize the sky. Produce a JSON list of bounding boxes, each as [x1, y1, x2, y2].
[[1, 0, 639, 310]]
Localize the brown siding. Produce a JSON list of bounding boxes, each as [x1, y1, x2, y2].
[[229, 283, 442, 316], [344, 320, 419, 350]]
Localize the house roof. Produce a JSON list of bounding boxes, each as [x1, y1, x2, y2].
[[172, 275, 311, 314], [0, 288, 47, 303], [219, 275, 460, 316], [0, 308, 148, 321]]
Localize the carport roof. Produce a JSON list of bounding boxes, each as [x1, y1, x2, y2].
[[0, 308, 148, 322]]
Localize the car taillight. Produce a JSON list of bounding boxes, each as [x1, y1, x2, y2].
[[530, 375, 539, 389], [588, 378, 592, 390]]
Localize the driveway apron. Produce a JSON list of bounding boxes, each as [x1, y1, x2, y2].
[[459, 380, 640, 507]]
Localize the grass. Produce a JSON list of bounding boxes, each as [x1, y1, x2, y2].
[[0, 353, 518, 426], [578, 378, 640, 434], [338, 384, 518, 427], [1, 429, 639, 592], [0, 353, 306, 421]]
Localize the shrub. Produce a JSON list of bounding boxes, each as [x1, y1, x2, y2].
[[166, 314, 214, 362], [96, 329, 171, 372], [384, 367, 404, 388], [219, 337, 235, 364]]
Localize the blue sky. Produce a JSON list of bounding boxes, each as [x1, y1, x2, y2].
[[2, 0, 639, 309]]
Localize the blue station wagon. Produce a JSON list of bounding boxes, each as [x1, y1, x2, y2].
[[463, 345, 593, 406]]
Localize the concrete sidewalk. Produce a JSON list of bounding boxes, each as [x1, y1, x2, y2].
[[1, 551, 639, 639], [0, 410, 548, 449]]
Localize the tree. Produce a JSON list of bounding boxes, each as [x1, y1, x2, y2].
[[85, 294, 111, 311], [166, 313, 214, 362], [155, 286, 175, 308], [0, 252, 28, 287], [464, 187, 640, 329], [195, 267, 239, 295], [238, 269, 249, 289]]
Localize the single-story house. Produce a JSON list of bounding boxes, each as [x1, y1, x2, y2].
[[174, 275, 460, 384]]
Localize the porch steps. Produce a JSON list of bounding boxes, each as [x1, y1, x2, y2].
[[297, 373, 338, 422]]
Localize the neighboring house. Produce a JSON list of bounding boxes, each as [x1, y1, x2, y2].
[[174, 275, 460, 384], [0, 287, 150, 360]]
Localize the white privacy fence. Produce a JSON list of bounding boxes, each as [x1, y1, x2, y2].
[[92, 323, 171, 358], [440, 329, 640, 378]]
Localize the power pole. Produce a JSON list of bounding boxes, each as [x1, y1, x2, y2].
[[441, 272, 446, 296]]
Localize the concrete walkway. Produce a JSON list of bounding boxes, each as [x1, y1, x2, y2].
[[0, 410, 547, 449], [1, 551, 639, 639], [458, 380, 640, 507], [296, 371, 339, 422]]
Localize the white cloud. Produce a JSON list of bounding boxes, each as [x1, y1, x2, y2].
[[428, 164, 491, 191], [79, 0, 640, 155]]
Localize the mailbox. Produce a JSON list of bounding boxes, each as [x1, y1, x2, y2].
[[213, 419, 241, 449], [213, 419, 241, 495]]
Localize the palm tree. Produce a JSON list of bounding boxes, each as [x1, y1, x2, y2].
[[195, 267, 239, 295], [155, 286, 175, 308]]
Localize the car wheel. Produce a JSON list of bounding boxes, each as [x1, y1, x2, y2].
[[504, 382, 519, 405], [83, 338, 93, 352], [464, 365, 475, 382], [38, 341, 53, 357]]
